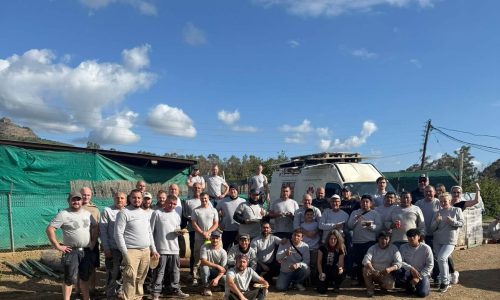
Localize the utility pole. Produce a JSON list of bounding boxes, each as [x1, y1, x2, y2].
[[459, 150, 464, 187], [420, 119, 432, 170]]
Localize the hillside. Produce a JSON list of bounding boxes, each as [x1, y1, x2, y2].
[[0, 117, 73, 146]]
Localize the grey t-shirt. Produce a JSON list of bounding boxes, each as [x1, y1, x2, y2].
[[150, 209, 181, 255], [235, 202, 265, 238], [319, 209, 349, 243], [225, 267, 260, 296], [400, 242, 434, 278], [192, 206, 218, 240], [216, 197, 246, 231], [250, 235, 281, 264], [362, 244, 402, 271], [271, 199, 299, 233], [249, 174, 268, 194], [415, 198, 441, 236], [99, 205, 122, 251], [50, 208, 95, 248], [206, 175, 227, 197], [200, 244, 227, 267]]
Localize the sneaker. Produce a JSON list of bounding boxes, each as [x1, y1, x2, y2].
[[451, 271, 459, 284], [201, 289, 212, 296], [165, 290, 190, 298], [295, 283, 306, 291], [367, 290, 374, 297], [439, 284, 450, 293], [192, 278, 199, 286], [432, 278, 441, 288]]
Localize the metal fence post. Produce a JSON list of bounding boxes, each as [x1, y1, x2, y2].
[[8, 182, 15, 252]]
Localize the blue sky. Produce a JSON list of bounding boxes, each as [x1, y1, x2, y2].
[[0, 0, 499, 171]]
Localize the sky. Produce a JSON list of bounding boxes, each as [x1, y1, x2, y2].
[[0, 0, 499, 172]]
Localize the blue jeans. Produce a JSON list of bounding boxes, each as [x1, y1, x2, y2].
[[433, 243, 454, 285], [276, 267, 310, 291], [200, 265, 226, 288], [396, 269, 430, 297]]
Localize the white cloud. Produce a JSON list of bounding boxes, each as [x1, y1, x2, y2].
[[409, 58, 423, 68], [316, 127, 331, 138], [254, 0, 436, 17], [146, 104, 197, 138], [183, 22, 207, 46], [351, 48, 378, 59], [322, 121, 377, 150], [285, 134, 305, 144], [88, 110, 140, 145], [471, 160, 483, 170], [319, 139, 332, 151], [0, 46, 155, 140], [218, 110, 240, 125], [280, 119, 313, 133], [287, 40, 301, 48], [122, 44, 151, 70], [80, 0, 157, 15], [232, 125, 258, 133]]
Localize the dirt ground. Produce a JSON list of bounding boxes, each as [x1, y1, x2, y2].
[[1, 245, 499, 300]]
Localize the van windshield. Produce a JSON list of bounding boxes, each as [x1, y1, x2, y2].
[[325, 182, 395, 198]]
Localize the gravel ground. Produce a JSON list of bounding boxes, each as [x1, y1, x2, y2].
[[1, 244, 499, 300]]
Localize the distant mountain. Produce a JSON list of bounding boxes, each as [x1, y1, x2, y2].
[[0, 117, 73, 146]]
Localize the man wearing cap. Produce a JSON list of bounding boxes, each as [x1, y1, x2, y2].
[[100, 191, 127, 299], [216, 184, 246, 250], [114, 189, 158, 300], [340, 187, 360, 216], [150, 194, 189, 299], [227, 234, 258, 270], [46, 191, 97, 300], [142, 191, 154, 220], [348, 195, 382, 286], [206, 164, 229, 206], [192, 192, 219, 286], [269, 186, 299, 239], [233, 189, 266, 240], [362, 231, 402, 297], [312, 187, 330, 212], [397, 229, 434, 297], [293, 193, 322, 229], [200, 230, 227, 296], [319, 194, 349, 243], [248, 164, 270, 202], [250, 221, 283, 282], [225, 254, 269, 300], [411, 174, 429, 204]]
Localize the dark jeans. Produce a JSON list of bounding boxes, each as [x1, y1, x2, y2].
[[104, 249, 123, 298], [352, 241, 376, 284], [396, 269, 430, 297], [228, 288, 266, 300], [317, 265, 345, 294], [189, 231, 195, 275], [62, 247, 92, 285], [256, 260, 280, 283], [222, 230, 239, 251]]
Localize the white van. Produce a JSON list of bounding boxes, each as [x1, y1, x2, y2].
[[269, 152, 392, 205]]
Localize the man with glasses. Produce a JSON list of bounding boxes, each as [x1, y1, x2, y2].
[[46, 192, 97, 300]]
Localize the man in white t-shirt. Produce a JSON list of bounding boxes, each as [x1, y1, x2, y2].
[[206, 164, 229, 206], [225, 254, 269, 300], [248, 164, 270, 202], [187, 168, 206, 198]]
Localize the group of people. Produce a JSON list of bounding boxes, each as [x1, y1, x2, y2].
[[46, 166, 482, 300]]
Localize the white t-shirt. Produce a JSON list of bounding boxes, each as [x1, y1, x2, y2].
[[249, 174, 268, 194], [225, 267, 260, 296], [50, 208, 95, 248]]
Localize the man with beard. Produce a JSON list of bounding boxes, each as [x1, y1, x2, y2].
[[362, 231, 402, 298], [227, 234, 258, 270], [100, 192, 127, 299], [142, 192, 154, 220], [312, 187, 330, 212], [225, 254, 269, 300], [200, 230, 227, 296], [234, 189, 266, 240], [217, 184, 246, 250], [115, 189, 158, 300], [397, 229, 434, 297], [250, 222, 283, 282], [275, 229, 310, 292], [150, 195, 189, 299], [46, 192, 97, 300]]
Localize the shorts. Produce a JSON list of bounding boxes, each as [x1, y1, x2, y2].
[[62, 248, 92, 285]]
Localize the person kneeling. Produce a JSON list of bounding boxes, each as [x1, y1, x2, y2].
[[397, 229, 433, 297], [276, 229, 310, 292], [225, 254, 269, 300], [362, 231, 402, 297], [317, 230, 346, 294], [200, 230, 227, 296]]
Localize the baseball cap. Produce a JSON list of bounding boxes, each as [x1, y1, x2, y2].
[[211, 230, 222, 238], [67, 191, 82, 200], [236, 254, 249, 261], [331, 194, 341, 199], [239, 234, 250, 240], [341, 187, 350, 192], [249, 188, 260, 195], [229, 184, 238, 190], [143, 192, 152, 199]]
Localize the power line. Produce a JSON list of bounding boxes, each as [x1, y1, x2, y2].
[[434, 126, 500, 140], [431, 127, 500, 154]]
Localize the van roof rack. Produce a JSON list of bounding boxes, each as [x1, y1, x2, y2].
[[277, 152, 364, 168]]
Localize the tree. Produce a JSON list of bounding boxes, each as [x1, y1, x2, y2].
[[86, 141, 101, 149], [481, 158, 500, 179]]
